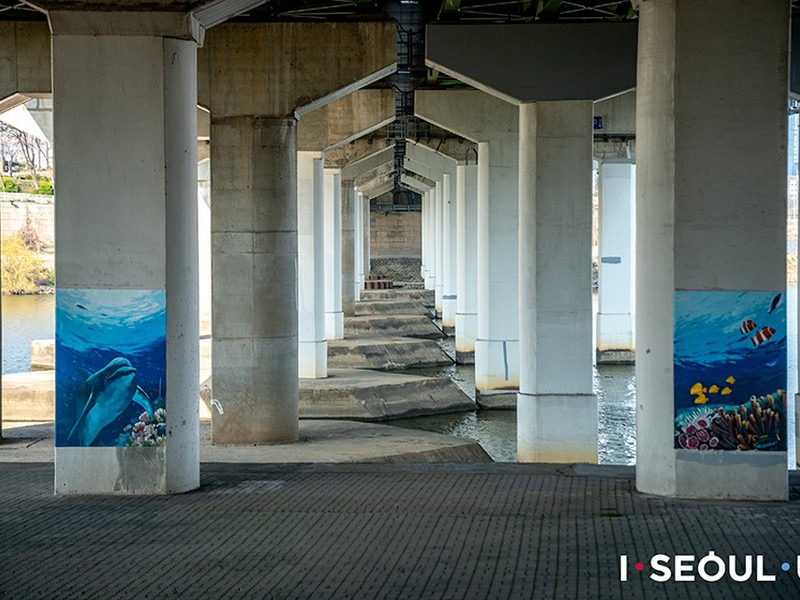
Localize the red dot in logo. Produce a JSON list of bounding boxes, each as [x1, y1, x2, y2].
[[635, 562, 645, 571]]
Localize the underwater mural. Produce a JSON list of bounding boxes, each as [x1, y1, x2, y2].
[[55, 289, 167, 448], [674, 290, 786, 452]]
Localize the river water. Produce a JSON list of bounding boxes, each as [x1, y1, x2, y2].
[[2, 290, 797, 465]]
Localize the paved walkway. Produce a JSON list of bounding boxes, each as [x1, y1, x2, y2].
[[3, 461, 800, 599]]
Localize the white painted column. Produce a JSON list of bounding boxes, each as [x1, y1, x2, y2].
[[423, 191, 434, 289], [297, 152, 327, 378], [475, 138, 520, 404], [364, 192, 371, 281], [54, 33, 199, 494], [324, 168, 344, 339], [341, 178, 356, 315], [517, 101, 596, 463], [211, 117, 299, 445], [434, 181, 444, 317], [456, 163, 478, 363], [637, 0, 788, 499], [441, 172, 457, 333], [198, 156, 211, 338], [596, 160, 636, 364], [355, 191, 364, 300]]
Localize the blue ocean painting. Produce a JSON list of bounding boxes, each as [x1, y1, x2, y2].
[[55, 289, 167, 448], [674, 290, 786, 452]]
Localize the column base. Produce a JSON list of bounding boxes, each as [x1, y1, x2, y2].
[[441, 297, 456, 334], [517, 392, 597, 463], [325, 311, 344, 340], [455, 312, 477, 361], [299, 340, 328, 379], [476, 389, 517, 409], [474, 338, 519, 391], [56, 446, 170, 495], [596, 348, 635, 364], [456, 350, 474, 365], [637, 450, 788, 500], [596, 313, 633, 364]]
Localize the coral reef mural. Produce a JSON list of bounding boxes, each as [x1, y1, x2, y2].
[[55, 289, 166, 448], [674, 291, 786, 452]]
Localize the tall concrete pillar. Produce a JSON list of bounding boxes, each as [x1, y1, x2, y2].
[[52, 28, 199, 494], [517, 101, 596, 463], [417, 91, 519, 402], [211, 117, 299, 443], [441, 172, 457, 333], [434, 181, 444, 317], [324, 168, 344, 339], [355, 191, 364, 299], [198, 155, 212, 338], [341, 179, 357, 316], [364, 192, 371, 281], [422, 191, 434, 289], [596, 160, 636, 364], [200, 21, 394, 444], [297, 152, 327, 378], [456, 162, 478, 363], [636, 0, 788, 499]]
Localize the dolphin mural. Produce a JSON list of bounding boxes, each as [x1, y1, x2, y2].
[[68, 357, 155, 446]]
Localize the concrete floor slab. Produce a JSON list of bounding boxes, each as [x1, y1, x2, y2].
[[328, 337, 453, 370], [300, 368, 475, 420], [0, 418, 491, 464]]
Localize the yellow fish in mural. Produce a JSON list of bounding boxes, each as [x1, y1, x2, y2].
[[726, 376, 736, 384], [694, 393, 709, 405], [721, 387, 732, 395], [708, 384, 719, 394], [690, 382, 706, 396]]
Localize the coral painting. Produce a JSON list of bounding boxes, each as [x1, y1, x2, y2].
[[674, 291, 786, 452], [55, 289, 166, 447]]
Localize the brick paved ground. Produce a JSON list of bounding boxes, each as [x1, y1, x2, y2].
[[3, 462, 800, 599]]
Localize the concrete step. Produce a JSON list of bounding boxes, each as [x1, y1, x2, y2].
[[344, 315, 445, 339], [299, 368, 475, 421], [327, 337, 452, 370], [353, 299, 427, 316], [359, 288, 435, 307]]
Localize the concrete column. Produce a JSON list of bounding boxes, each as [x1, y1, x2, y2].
[[456, 163, 478, 363], [324, 168, 344, 339], [596, 160, 636, 364], [198, 156, 212, 338], [417, 91, 520, 402], [53, 33, 199, 494], [341, 179, 356, 315], [637, 0, 788, 499], [297, 152, 327, 378], [517, 101, 596, 464], [211, 117, 298, 444], [441, 172, 457, 334], [476, 138, 519, 401], [422, 191, 434, 289], [434, 181, 444, 317], [355, 191, 364, 299], [364, 192, 371, 280]]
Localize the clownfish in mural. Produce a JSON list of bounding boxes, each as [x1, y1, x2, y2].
[[739, 319, 758, 334], [751, 326, 776, 347]]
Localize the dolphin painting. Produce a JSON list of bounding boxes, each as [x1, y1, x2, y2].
[[68, 357, 154, 446]]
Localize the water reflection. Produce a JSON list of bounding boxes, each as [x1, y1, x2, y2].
[[2, 294, 54, 374]]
